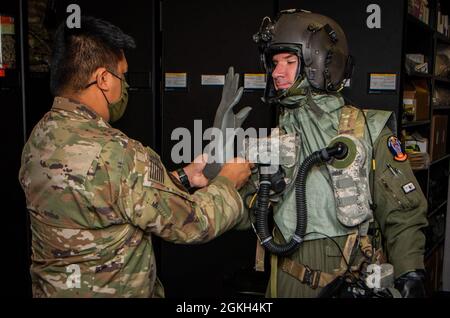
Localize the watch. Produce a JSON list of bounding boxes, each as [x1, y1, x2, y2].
[[176, 168, 192, 191]]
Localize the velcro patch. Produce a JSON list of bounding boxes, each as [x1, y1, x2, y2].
[[402, 182, 416, 194], [147, 155, 164, 184]]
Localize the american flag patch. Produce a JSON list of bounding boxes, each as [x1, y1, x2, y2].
[[147, 155, 164, 184]]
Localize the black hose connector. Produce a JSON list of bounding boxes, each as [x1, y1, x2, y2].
[[321, 142, 348, 161], [254, 142, 348, 256], [255, 151, 324, 256]]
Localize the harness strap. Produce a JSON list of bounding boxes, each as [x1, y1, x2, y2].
[[279, 231, 362, 290], [280, 258, 337, 289], [255, 240, 265, 272], [339, 232, 358, 271], [270, 254, 278, 298], [338, 105, 367, 138]]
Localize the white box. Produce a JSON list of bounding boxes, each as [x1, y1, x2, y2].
[[405, 138, 428, 153]]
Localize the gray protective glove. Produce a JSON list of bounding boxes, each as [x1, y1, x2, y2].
[[203, 67, 252, 180]]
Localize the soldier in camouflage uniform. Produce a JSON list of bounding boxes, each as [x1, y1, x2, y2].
[[19, 16, 252, 298], [241, 10, 429, 298]]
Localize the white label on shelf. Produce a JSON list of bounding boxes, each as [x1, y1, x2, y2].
[[369, 73, 397, 91], [244, 73, 266, 89], [165, 73, 187, 88], [201, 75, 225, 86]]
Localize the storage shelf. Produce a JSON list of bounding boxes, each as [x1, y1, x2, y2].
[[428, 200, 448, 219], [400, 7, 447, 294], [401, 120, 431, 128], [432, 105, 450, 110], [412, 167, 429, 172], [436, 32, 450, 45], [430, 154, 450, 165], [434, 76, 450, 84], [407, 71, 433, 78]]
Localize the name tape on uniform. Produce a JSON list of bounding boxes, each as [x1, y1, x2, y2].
[[402, 182, 416, 194]]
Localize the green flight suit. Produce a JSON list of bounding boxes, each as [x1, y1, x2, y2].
[[19, 97, 244, 298], [240, 82, 428, 298]]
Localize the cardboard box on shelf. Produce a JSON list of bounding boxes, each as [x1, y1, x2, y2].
[[406, 54, 425, 64], [403, 90, 417, 122], [430, 115, 448, 161], [437, 11, 449, 36], [406, 54, 428, 74], [408, 0, 430, 24], [403, 79, 430, 122], [414, 79, 430, 121], [0, 16, 16, 70], [405, 137, 428, 153], [404, 131, 430, 169], [408, 152, 430, 170]]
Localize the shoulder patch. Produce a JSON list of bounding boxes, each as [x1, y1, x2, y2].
[[140, 151, 165, 187], [387, 135, 408, 162]]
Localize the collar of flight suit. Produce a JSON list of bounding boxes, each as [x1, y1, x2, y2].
[[51, 96, 111, 126], [279, 77, 345, 116], [309, 93, 345, 114]]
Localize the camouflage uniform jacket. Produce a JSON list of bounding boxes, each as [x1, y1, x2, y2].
[[19, 97, 244, 298]]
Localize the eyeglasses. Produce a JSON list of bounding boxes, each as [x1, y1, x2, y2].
[[107, 70, 125, 81], [85, 69, 125, 88]]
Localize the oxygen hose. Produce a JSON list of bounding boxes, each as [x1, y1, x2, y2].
[[255, 142, 347, 256]]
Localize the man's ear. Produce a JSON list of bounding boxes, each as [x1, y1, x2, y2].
[[92, 67, 110, 90]]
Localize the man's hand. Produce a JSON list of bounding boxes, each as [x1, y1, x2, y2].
[[218, 157, 253, 190], [182, 154, 209, 188]]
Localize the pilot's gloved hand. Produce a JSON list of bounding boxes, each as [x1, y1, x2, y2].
[[394, 270, 426, 298], [203, 67, 252, 180], [216, 67, 244, 122]]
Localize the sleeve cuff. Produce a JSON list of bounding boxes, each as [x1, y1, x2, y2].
[[210, 175, 244, 219], [392, 256, 425, 279], [211, 175, 234, 188]]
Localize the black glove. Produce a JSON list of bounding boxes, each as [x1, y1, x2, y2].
[[394, 270, 426, 298]]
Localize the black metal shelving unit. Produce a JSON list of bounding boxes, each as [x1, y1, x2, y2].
[[401, 0, 450, 294]]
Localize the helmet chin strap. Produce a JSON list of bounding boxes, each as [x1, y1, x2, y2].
[[278, 74, 307, 98], [263, 74, 307, 106]]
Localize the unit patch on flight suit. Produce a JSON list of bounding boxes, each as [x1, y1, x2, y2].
[[387, 135, 408, 162]]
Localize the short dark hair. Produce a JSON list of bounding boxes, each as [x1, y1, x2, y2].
[[50, 16, 136, 95]]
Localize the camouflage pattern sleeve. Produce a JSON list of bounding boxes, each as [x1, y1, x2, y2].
[[116, 139, 244, 243], [372, 126, 428, 278], [234, 171, 258, 230]]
